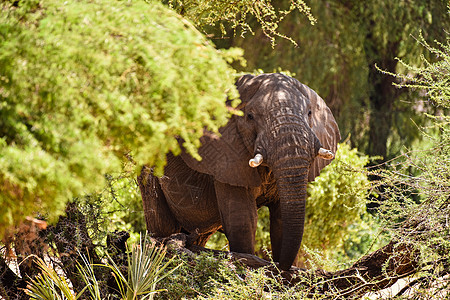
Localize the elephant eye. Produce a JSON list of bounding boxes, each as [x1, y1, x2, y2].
[[247, 113, 254, 120], [308, 110, 312, 116]]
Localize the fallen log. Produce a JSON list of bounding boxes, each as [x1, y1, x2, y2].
[[153, 233, 420, 298], [306, 240, 420, 297]]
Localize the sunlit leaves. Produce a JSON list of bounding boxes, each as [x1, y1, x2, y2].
[[303, 143, 371, 263], [164, 0, 316, 46], [0, 0, 239, 236]]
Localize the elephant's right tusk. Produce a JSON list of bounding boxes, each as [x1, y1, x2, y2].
[[317, 148, 334, 160], [249, 154, 263, 167]]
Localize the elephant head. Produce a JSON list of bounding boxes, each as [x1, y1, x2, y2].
[[181, 73, 340, 270]]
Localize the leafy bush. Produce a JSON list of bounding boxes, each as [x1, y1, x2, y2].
[[74, 169, 145, 247], [301, 142, 374, 266], [0, 0, 239, 236], [155, 250, 309, 299], [155, 251, 236, 299]]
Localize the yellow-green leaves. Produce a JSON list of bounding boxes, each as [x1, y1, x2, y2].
[[304, 143, 371, 261], [0, 0, 238, 236], [165, 0, 316, 46]]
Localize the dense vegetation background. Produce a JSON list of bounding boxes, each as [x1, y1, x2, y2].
[[0, 0, 449, 299]]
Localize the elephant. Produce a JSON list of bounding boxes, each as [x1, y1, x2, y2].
[[138, 73, 341, 270]]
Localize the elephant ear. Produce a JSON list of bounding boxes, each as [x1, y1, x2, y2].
[[295, 82, 341, 182], [180, 74, 262, 187]]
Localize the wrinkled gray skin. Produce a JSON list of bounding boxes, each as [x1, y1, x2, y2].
[[139, 73, 340, 270]]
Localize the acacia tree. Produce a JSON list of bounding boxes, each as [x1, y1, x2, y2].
[[355, 0, 449, 160], [229, 0, 450, 160], [372, 36, 450, 297], [163, 0, 316, 46], [0, 0, 239, 236]]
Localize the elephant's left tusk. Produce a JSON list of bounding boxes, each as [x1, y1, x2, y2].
[[317, 148, 334, 160], [249, 154, 263, 167]]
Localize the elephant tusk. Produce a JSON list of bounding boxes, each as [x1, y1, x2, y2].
[[317, 148, 334, 160], [249, 154, 263, 167]]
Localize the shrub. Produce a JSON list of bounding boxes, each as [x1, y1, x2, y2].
[[301, 142, 374, 267], [0, 0, 239, 236]]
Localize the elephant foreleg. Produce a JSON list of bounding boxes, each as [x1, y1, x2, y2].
[[138, 166, 181, 237], [268, 202, 282, 262], [214, 181, 258, 254], [268, 201, 299, 266]]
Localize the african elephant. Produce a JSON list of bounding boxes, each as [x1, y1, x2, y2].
[[138, 73, 340, 270]]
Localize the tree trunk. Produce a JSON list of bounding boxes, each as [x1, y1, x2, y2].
[[364, 18, 399, 161], [366, 58, 398, 161]]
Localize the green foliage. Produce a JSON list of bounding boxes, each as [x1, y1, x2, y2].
[[231, 0, 450, 159], [25, 256, 77, 300], [303, 143, 371, 261], [205, 231, 228, 251], [25, 235, 180, 300], [376, 36, 450, 252], [0, 0, 239, 236], [155, 251, 236, 299], [372, 33, 450, 296], [155, 251, 309, 299], [74, 168, 146, 247], [195, 268, 307, 299], [382, 34, 450, 110], [164, 0, 316, 46], [106, 235, 180, 300]]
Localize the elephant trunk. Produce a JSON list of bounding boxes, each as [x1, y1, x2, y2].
[[273, 161, 309, 270], [259, 101, 320, 270], [265, 121, 315, 270]]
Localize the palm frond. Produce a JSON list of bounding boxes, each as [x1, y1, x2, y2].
[[76, 253, 101, 300], [24, 256, 76, 300], [106, 233, 181, 300], [104, 252, 130, 299]]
